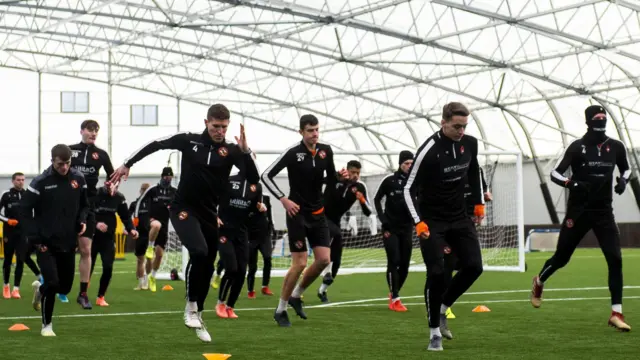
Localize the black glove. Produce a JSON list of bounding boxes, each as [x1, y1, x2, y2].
[[567, 180, 589, 192], [615, 176, 627, 195]]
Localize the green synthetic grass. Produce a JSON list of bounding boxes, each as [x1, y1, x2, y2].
[[1, 249, 639, 359]]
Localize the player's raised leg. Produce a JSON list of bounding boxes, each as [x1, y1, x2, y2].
[[317, 220, 341, 303]]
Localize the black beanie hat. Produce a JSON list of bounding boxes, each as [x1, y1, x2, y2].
[[585, 105, 606, 122], [399, 150, 414, 165], [161, 167, 174, 177]]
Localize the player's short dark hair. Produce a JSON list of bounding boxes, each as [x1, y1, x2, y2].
[[207, 104, 230, 121], [81, 119, 100, 131], [442, 102, 470, 121], [347, 160, 361, 170], [11, 172, 24, 180], [51, 144, 72, 161], [299, 114, 319, 130]]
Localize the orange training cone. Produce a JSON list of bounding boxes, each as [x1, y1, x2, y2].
[[472, 305, 491, 313], [162, 285, 174, 291], [8, 324, 29, 331], [202, 354, 231, 360]]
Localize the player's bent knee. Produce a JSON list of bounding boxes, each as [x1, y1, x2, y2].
[[150, 221, 162, 230]]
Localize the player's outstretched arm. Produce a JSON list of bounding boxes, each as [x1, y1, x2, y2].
[[111, 132, 190, 183], [261, 149, 291, 200], [615, 141, 632, 195], [550, 140, 582, 189]]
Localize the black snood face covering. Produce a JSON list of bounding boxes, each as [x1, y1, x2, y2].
[[587, 118, 607, 141]]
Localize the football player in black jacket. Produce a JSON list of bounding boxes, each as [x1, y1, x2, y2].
[[134, 167, 176, 292], [111, 104, 257, 342], [531, 105, 631, 331], [374, 151, 415, 312], [20, 144, 89, 337], [262, 114, 348, 327], [404, 102, 485, 351], [1, 172, 41, 299], [69, 119, 115, 309], [89, 183, 139, 306]]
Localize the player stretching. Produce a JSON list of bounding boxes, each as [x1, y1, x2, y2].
[[373, 151, 415, 312], [262, 114, 347, 327], [89, 182, 139, 306], [246, 193, 275, 298], [134, 167, 176, 292], [216, 157, 265, 318], [317, 160, 376, 303], [404, 102, 485, 351], [130, 183, 151, 290], [111, 104, 257, 343], [1, 172, 42, 299], [20, 145, 89, 336], [69, 120, 115, 309], [531, 105, 631, 331]]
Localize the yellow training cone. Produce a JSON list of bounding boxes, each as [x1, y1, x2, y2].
[[202, 354, 231, 360]]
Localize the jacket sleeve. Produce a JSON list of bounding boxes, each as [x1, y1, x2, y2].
[[466, 138, 484, 207], [404, 138, 437, 225], [261, 148, 291, 200], [480, 168, 488, 192], [102, 150, 115, 180], [550, 141, 579, 188], [324, 146, 339, 192], [233, 147, 260, 184], [135, 186, 154, 218], [265, 195, 274, 233], [357, 181, 373, 217], [374, 177, 389, 226], [616, 140, 632, 182], [19, 177, 44, 238], [77, 176, 89, 224], [116, 195, 135, 232], [0, 192, 8, 222], [124, 132, 190, 168]]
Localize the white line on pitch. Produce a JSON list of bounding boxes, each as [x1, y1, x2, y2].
[[1, 288, 639, 321]]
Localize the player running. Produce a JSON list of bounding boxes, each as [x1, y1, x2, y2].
[[20, 145, 90, 336], [129, 183, 151, 290], [374, 151, 415, 312], [1, 172, 42, 299], [110, 104, 258, 343], [216, 156, 265, 318], [404, 102, 485, 351], [246, 193, 275, 298], [317, 160, 376, 303], [262, 114, 348, 327], [89, 182, 138, 306], [531, 105, 631, 331], [69, 119, 115, 309], [133, 167, 176, 292]]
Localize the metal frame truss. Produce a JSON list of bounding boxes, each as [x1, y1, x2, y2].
[[2, 0, 640, 171]]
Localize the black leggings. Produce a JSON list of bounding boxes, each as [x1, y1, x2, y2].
[[89, 231, 115, 297], [382, 226, 413, 298], [218, 231, 248, 308], [247, 230, 272, 291]]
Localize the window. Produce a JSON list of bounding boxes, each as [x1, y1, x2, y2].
[[130, 105, 158, 126], [60, 91, 89, 113]]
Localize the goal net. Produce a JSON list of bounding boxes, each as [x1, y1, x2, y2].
[[157, 149, 525, 280], [268, 150, 525, 274]]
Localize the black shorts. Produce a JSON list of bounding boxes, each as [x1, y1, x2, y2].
[[148, 219, 169, 250], [82, 211, 96, 240], [248, 227, 270, 245], [286, 209, 330, 253], [134, 236, 149, 257], [419, 217, 482, 274]]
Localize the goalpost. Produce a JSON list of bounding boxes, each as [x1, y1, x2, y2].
[[156, 149, 525, 280]]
